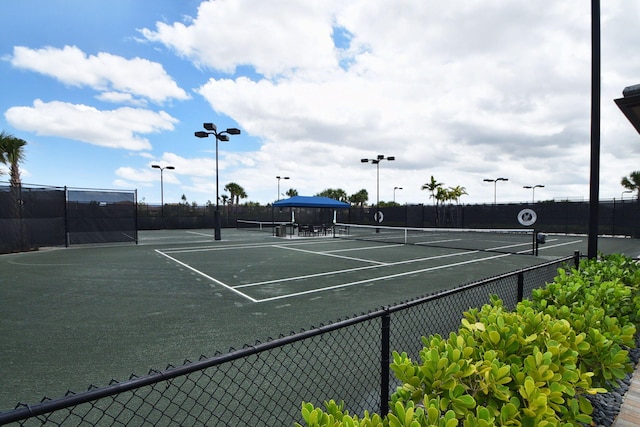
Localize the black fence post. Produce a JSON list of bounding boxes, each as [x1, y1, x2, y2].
[[380, 311, 391, 416], [574, 250, 581, 269], [517, 272, 524, 303]]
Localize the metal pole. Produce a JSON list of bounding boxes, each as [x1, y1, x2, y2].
[[587, 0, 601, 259], [214, 136, 221, 240], [376, 162, 380, 210], [160, 168, 164, 217]]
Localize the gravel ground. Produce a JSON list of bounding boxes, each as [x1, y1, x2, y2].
[[588, 343, 640, 427]]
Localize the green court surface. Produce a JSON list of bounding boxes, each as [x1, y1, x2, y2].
[[1, 228, 639, 410]]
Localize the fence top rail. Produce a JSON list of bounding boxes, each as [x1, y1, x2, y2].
[[0, 254, 576, 424]]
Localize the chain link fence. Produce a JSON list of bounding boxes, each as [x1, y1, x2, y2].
[[0, 255, 577, 426]]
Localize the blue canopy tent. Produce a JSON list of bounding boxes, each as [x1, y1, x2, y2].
[[272, 195, 350, 209], [272, 196, 350, 237]]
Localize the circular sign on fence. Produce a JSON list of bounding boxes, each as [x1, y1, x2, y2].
[[374, 210, 384, 223], [517, 208, 537, 226]]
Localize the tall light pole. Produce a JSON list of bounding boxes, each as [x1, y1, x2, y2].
[[621, 190, 632, 201], [523, 184, 544, 203], [483, 177, 508, 205], [393, 186, 403, 203], [361, 155, 395, 223], [276, 176, 289, 200], [195, 123, 241, 240], [151, 164, 175, 216]]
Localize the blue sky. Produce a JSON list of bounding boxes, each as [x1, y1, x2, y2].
[[2, 0, 640, 205]]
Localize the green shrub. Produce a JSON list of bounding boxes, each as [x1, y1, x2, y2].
[[297, 255, 640, 427]]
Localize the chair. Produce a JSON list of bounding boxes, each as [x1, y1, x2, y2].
[[298, 224, 311, 237]]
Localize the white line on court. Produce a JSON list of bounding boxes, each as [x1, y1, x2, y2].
[[255, 252, 512, 303], [235, 250, 478, 289], [273, 244, 389, 265], [161, 242, 283, 253], [538, 239, 584, 251], [154, 249, 258, 303], [186, 231, 216, 238], [326, 244, 405, 253]]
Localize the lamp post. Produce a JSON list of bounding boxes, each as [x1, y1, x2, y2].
[[361, 155, 395, 223], [195, 123, 241, 240], [151, 164, 174, 216], [276, 176, 290, 200], [523, 184, 544, 203], [483, 178, 508, 205], [621, 190, 632, 201], [393, 186, 403, 203]]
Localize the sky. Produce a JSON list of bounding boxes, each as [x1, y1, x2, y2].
[[1, 0, 640, 206]]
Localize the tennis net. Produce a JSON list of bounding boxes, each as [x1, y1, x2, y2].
[[333, 223, 537, 255], [236, 219, 293, 236]]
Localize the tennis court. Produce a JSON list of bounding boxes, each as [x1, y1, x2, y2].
[[1, 226, 639, 411]]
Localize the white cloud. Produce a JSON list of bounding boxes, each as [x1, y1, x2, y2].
[[5, 99, 178, 151], [97, 92, 147, 107], [135, 0, 640, 204], [7, 0, 637, 205], [11, 45, 190, 104], [140, 0, 342, 78]]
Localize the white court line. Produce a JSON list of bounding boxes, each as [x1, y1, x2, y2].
[[236, 250, 477, 289], [326, 244, 405, 253], [186, 230, 215, 238], [273, 244, 389, 265], [155, 249, 258, 303], [159, 240, 344, 254], [162, 241, 284, 254], [255, 253, 512, 303], [538, 239, 584, 251]]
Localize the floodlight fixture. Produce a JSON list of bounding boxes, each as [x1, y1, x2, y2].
[[393, 186, 403, 203], [276, 176, 290, 201], [484, 177, 509, 205], [523, 184, 544, 203], [361, 155, 396, 216], [193, 122, 242, 240], [151, 164, 175, 217]]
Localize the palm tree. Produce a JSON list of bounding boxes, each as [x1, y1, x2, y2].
[[285, 188, 298, 198], [421, 176, 443, 205], [224, 182, 247, 206], [0, 131, 27, 250], [621, 171, 640, 199], [349, 189, 369, 207], [448, 185, 468, 227], [316, 188, 348, 202], [0, 131, 27, 187], [449, 185, 468, 205], [422, 176, 444, 225]]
